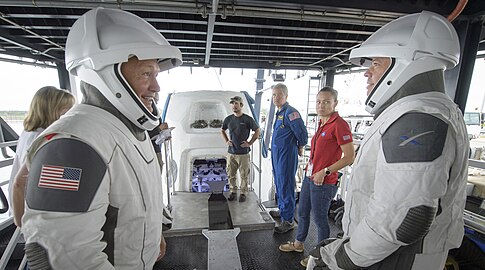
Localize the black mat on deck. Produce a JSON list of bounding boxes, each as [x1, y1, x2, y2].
[[208, 193, 233, 230]]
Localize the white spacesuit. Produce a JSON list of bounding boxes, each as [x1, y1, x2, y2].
[[308, 11, 468, 270], [21, 7, 182, 269]]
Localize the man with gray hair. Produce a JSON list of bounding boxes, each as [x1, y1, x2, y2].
[[271, 83, 308, 233], [21, 7, 182, 269]]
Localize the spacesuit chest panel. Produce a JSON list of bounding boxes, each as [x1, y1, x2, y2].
[[88, 111, 161, 214], [75, 106, 163, 265], [343, 109, 397, 233]]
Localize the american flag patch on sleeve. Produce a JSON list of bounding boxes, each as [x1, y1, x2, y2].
[[288, 111, 301, 121], [38, 165, 82, 191], [343, 135, 351, 141]]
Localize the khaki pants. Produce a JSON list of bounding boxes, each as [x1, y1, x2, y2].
[[226, 153, 250, 194]]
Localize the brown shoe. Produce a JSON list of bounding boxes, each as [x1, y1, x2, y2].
[[278, 241, 304, 253], [239, 194, 246, 202]]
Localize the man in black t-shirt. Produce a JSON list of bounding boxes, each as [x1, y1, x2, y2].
[[221, 96, 260, 202]]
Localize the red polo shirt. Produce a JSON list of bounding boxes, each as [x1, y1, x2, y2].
[[309, 112, 353, 185]]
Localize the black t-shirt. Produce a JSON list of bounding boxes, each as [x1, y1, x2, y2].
[[222, 114, 259, 154]]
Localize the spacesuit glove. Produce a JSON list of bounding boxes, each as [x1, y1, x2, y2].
[[307, 255, 329, 270], [154, 129, 172, 145], [308, 238, 337, 269], [310, 238, 337, 259], [313, 264, 330, 270]]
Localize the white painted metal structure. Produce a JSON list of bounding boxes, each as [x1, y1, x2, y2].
[[163, 90, 272, 202]]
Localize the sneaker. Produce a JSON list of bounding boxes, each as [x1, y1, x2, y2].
[[239, 194, 246, 202], [278, 241, 304, 253], [228, 192, 236, 201], [274, 220, 294, 234], [300, 256, 309, 267], [269, 210, 280, 218]]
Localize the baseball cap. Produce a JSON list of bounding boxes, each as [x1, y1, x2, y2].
[[229, 96, 243, 104]]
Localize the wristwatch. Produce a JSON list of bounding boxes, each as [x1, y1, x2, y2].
[[324, 168, 331, 175]]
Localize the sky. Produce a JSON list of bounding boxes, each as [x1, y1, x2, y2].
[[1, 54, 484, 115]]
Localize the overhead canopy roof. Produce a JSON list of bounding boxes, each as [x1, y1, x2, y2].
[[0, 0, 484, 71]]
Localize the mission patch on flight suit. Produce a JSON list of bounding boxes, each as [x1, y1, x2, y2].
[[382, 112, 448, 163], [26, 137, 106, 212]]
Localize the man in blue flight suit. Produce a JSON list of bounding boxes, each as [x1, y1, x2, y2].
[[271, 83, 308, 233]]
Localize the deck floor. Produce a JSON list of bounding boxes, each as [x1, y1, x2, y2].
[[155, 192, 343, 270]]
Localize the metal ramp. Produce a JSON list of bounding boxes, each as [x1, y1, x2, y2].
[[164, 191, 274, 237], [202, 193, 242, 270], [163, 190, 273, 270], [155, 201, 344, 270]]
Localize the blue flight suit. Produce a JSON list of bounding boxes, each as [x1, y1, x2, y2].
[[271, 102, 308, 222]]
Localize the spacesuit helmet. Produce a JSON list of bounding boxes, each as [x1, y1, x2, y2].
[[349, 11, 460, 114], [65, 7, 182, 130]]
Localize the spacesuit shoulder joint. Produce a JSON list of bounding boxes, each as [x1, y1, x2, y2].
[[26, 137, 107, 212], [382, 112, 447, 163]]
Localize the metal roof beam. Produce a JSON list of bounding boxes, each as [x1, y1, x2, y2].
[[204, 14, 216, 66], [204, 0, 219, 66], [0, 1, 204, 15], [213, 32, 362, 44], [209, 47, 346, 56], [212, 40, 349, 50], [215, 21, 374, 35], [0, 29, 60, 60]]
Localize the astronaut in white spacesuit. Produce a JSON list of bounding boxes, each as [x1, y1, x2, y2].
[[307, 11, 468, 270], [21, 7, 182, 269]]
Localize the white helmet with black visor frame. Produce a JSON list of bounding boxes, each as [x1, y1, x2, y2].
[[349, 10, 460, 114], [65, 7, 182, 130]]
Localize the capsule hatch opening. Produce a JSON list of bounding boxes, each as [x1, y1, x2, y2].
[[191, 158, 229, 193]]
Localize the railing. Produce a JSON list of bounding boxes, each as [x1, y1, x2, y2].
[[0, 152, 21, 269], [249, 136, 263, 202], [163, 138, 175, 211], [0, 119, 26, 269], [466, 159, 485, 234], [0, 227, 26, 269], [0, 140, 15, 224]]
